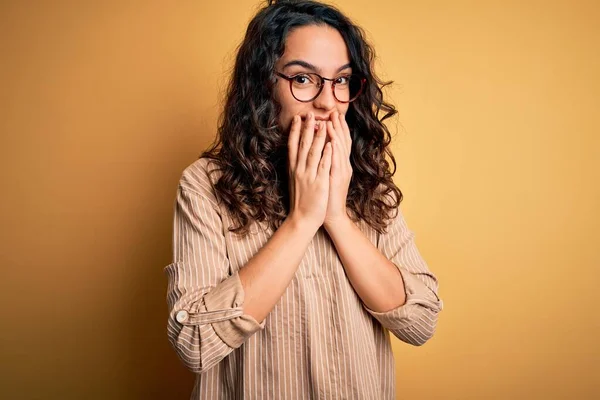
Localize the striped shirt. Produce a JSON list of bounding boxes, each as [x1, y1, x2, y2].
[[165, 157, 443, 399]]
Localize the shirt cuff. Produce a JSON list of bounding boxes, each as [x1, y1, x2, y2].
[[363, 264, 443, 330], [202, 272, 266, 349]]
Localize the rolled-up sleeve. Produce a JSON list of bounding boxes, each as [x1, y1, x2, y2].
[[165, 176, 265, 374], [364, 204, 443, 346]]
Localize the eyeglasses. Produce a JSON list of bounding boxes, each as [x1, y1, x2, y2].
[[275, 71, 366, 103]]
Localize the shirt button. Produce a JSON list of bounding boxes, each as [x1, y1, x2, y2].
[[175, 310, 189, 323]]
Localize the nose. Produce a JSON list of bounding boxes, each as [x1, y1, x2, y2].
[[312, 81, 336, 111]]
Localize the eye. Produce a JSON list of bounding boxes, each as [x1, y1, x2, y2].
[[335, 75, 350, 85], [292, 74, 313, 85]]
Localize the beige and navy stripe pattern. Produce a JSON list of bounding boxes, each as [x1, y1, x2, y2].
[[165, 158, 443, 399]]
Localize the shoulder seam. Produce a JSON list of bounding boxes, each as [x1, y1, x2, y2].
[[178, 185, 221, 214]]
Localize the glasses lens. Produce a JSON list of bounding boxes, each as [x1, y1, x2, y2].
[[290, 73, 322, 102], [288, 73, 365, 102], [334, 75, 364, 103]]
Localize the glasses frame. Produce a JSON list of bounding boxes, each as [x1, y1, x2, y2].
[[275, 71, 366, 103]]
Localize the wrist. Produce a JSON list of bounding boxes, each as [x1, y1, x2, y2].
[[285, 213, 321, 237], [323, 213, 353, 233]]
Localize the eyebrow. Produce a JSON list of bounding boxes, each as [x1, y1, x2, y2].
[[282, 60, 352, 74]]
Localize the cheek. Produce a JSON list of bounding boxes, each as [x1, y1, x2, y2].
[[276, 89, 302, 131], [278, 106, 295, 133], [337, 103, 351, 116]]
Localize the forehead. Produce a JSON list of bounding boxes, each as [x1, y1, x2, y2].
[[280, 24, 350, 73]]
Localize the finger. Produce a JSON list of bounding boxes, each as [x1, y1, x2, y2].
[[306, 118, 327, 178], [327, 121, 342, 176], [287, 115, 301, 172], [331, 114, 347, 158], [332, 111, 345, 148], [325, 117, 337, 147], [340, 113, 352, 154], [296, 112, 315, 173], [318, 142, 333, 180]]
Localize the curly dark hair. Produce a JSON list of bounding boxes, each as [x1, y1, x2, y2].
[[201, 0, 403, 236]]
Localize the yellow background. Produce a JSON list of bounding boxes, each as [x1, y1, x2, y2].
[[1, 1, 598, 399]]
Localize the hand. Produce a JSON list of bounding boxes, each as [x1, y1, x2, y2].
[[324, 111, 353, 230], [287, 112, 333, 230]]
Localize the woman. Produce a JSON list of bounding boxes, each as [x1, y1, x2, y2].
[[165, 0, 443, 398]]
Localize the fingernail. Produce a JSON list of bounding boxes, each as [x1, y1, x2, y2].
[[309, 112, 314, 120]]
